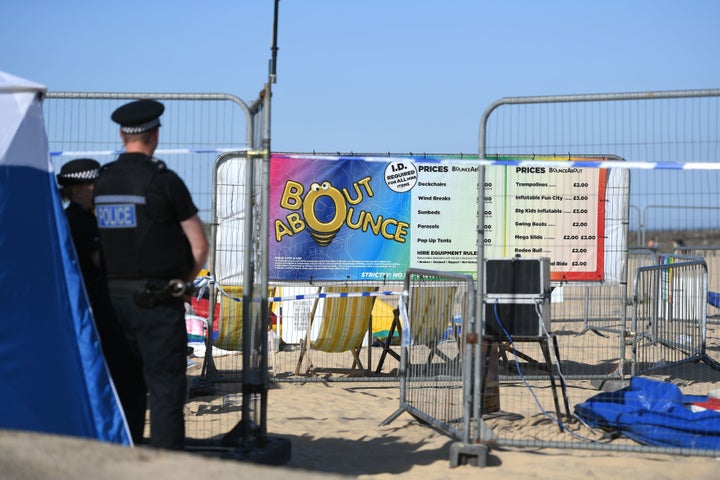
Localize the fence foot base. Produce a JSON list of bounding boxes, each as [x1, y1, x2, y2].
[[449, 442, 490, 468], [591, 378, 630, 392], [379, 407, 406, 427], [701, 354, 720, 371], [186, 436, 291, 466]]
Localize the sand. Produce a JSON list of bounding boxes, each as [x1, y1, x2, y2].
[[6, 269, 720, 479], [3, 378, 720, 480]]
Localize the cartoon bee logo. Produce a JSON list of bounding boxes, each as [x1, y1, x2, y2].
[[302, 181, 347, 246]]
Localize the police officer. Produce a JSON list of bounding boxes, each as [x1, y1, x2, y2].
[[94, 100, 209, 450], [57, 159, 104, 295], [58, 158, 146, 444]]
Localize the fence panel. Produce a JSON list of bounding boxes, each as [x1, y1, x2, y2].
[[631, 257, 709, 375], [45, 89, 720, 458], [475, 90, 720, 457], [381, 269, 478, 443], [45, 92, 260, 445], [45, 92, 254, 223]]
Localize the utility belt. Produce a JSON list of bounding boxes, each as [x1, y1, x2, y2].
[[108, 277, 194, 308]]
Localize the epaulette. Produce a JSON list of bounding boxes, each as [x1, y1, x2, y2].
[[98, 161, 116, 173], [150, 157, 167, 171]]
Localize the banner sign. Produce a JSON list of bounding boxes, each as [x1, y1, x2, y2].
[[271, 154, 418, 281], [483, 156, 611, 282], [268, 154, 624, 283]]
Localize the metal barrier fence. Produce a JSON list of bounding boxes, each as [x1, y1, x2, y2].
[[474, 89, 720, 458], [631, 256, 711, 375], [44, 89, 720, 460], [545, 248, 659, 380], [45, 92, 258, 222], [380, 269, 484, 445], [195, 281, 404, 381], [199, 150, 408, 380], [44, 92, 271, 448], [678, 247, 720, 309]]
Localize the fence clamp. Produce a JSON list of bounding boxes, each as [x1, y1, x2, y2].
[[246, 149, 269, 158], [624, 330, 638, 345]]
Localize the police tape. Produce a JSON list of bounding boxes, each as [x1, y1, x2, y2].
[[50, 148, 246, 157], [213, 284, 404, 303], [193, 275, 405, 303], [208, 286, 407, 303], [475, 158, 720, 170], [52, 149, 720, 170], [272, 153, 720, 170]]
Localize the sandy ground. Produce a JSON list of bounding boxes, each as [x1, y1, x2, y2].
[[6, 268, 720, 480], [3, 379, 720, 480]]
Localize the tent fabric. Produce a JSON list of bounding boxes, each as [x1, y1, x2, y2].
[[574, 377, 720, 450], [0, 71, 130, 445]]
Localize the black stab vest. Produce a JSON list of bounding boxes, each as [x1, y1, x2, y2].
[[94, 155, 193, 279]]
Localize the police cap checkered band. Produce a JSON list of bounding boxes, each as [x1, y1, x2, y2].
[[119, 117, 161, 134], [111, 99, 164, 134], [57, 158, 100, 186]]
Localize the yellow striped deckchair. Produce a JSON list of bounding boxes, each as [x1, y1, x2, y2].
[[376, 285, 458, 373], [201, 285, 278, 380], [213, 286, 276, 350], [410, 285, 460, 369], [295, 285, 378, 375], [214, 285, 243, 351], [409, 285, 457, 347]]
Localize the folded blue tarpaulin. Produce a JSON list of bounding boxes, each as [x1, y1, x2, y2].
[[574, 377, 720, 450], [708, 291, 720, 309]]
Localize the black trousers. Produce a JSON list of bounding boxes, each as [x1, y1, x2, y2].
[[89, 289, 146, 445], [108, 288, 187, 450]]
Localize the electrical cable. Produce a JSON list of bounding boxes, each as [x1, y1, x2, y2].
[[493, 299, 601, 442]]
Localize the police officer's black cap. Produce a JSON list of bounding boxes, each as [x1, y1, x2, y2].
[[111, 99, 164, 134], [57, 158, 100, 186]]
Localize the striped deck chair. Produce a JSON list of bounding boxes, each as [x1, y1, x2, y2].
[[375, 308, 401, 373], [212, 286, 278, 349], [295, 285, 378, 375], [375, 285, 459, 373], [406, 285, 459, 372], [410, 285, 457, 342], [214, 285, 244, 351], [200, 286, 276, 378]]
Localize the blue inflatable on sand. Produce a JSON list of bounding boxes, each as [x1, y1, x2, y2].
[[575, 377, 720, 450]]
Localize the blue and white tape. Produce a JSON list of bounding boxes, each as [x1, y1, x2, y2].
[[265, 290, 404, 303], [477, 158, 720, 170], [200, 279, 403, 303], [52, 150, 720, 170], [50, 148, 246, 157]]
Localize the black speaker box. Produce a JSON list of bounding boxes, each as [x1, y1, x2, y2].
[[484, 257, 550, 295], [483, 297, 550, 338]]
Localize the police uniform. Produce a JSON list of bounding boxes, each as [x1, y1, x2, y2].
[[58, 159, 146, 445], [58, 159, 105, 296], [94, 100, 197, 450]]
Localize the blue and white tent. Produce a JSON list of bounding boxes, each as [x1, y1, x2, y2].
[[0, 71, 130, 444]]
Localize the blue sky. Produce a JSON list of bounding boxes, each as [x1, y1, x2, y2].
[[2, 0, 718, 154]]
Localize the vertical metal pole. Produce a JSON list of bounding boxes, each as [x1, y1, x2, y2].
[[258, 0, 279, 443], [462, 278, 475, 444], [256, 84, 271, 444], [201, 154, 222, 378], [475, 103, 494, 443], [241, 154, 255, 449], [475, 103, 501, 446], [619, 171, 631, 377]]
